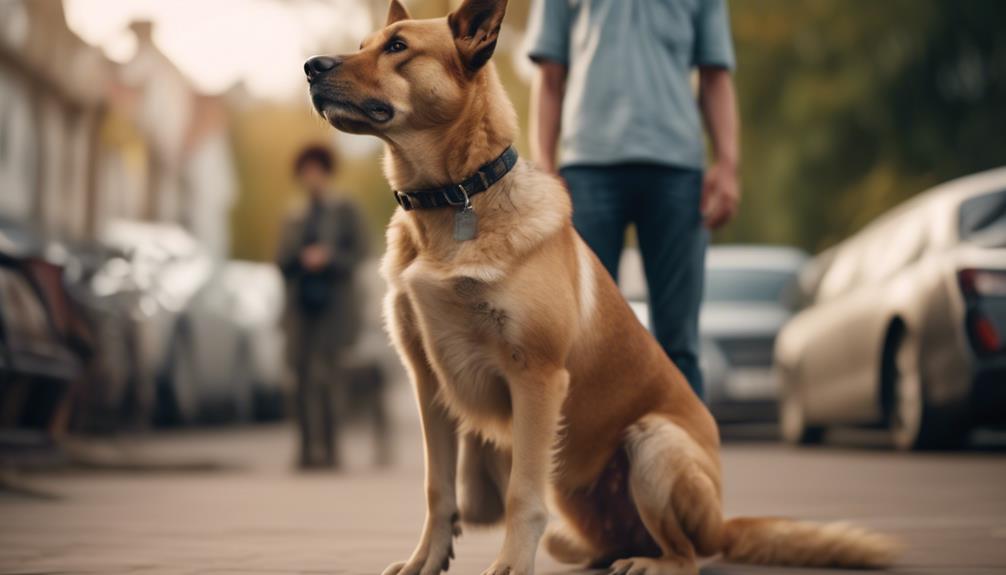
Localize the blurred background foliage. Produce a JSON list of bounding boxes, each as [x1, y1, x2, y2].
[[228, 103, 393, 262], [227, 0, 1006, 261], [725, 0, 1006, 252]]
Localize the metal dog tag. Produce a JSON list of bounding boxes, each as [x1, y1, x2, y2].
[[454, 207, 478, 241]]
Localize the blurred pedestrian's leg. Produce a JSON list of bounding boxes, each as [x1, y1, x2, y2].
[[295, 317, 343, 469], [632, 165, 707, 398], [561, 166, 629, 280], [294, 319, 317, 468], [319, 354, 340, 469], [295, 353, 314, 468]]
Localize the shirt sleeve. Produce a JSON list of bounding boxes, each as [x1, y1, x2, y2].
[[525, 0, 572, 65], [693, 0, 736, 70]]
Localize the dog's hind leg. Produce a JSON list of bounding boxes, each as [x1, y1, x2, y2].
[[459, 433, 510, 525], [609, 416, 723, 575], [543, 520, 598, 566]]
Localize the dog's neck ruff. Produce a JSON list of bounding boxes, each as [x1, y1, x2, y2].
[[393, 146, 518, 211]]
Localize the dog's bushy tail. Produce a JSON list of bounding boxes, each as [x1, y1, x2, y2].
[[721, 516, 901, 569]]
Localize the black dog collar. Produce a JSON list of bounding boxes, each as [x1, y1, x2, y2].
[[393, 146, 518, 211]]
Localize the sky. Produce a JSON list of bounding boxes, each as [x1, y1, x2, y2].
[[64, 0, 373, 101]]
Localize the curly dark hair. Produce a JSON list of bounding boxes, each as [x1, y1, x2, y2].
[[293, 144, 337, 176]]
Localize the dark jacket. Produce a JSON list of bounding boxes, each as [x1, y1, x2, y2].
[[276, 196, 368, 361]]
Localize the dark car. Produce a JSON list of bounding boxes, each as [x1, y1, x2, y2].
[[700, 246, 808, 422], [0, 239, 83, 440]]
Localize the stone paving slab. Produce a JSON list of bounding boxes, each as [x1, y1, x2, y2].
[[2, 404, 1005, 574]]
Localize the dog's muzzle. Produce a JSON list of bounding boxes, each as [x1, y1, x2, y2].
[[304, 56, 394, 124]]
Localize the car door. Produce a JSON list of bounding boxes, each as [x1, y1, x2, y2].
[[796, 237, 879, 423], [801, 210, 929, 425]]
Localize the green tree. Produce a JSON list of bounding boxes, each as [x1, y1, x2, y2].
[[725, 0, 1006, 252]]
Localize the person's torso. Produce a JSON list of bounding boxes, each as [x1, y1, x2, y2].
[[287, 196, 359, 315], [297, 196, 342, 247], [561, 0, 706, 169]]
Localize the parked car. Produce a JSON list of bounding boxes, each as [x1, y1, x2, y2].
[[620, 245, 807, 422], [61, 241, 148, 431], [700, 246, 808, 422], [776, 168, 1006, 450], [0, 224, 84, 440], [82, 221, 285, 425]]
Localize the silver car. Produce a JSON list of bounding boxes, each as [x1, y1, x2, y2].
[[621, 245, 807, 422], [777, 168, 1006, 450], [95, 221, 285, 425], [701, 246, 808, 422]]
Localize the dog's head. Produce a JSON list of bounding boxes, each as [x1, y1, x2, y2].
[[305, 0, 508, 137]]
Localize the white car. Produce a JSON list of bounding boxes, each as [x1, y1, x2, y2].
[[776, 168, 1006, 450], [96, 221, 285, 424]]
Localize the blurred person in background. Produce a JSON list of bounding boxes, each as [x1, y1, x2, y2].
[[528, 0, 741, 398], [277, 144, 368, 470]]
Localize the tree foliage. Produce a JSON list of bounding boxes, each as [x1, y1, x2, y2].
[[724, 0, 1006, 252]]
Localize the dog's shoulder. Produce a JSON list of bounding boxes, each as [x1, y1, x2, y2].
[[380, 209, 419, 286], [508, 161, 572, 239], [484, 161, 571, 256]]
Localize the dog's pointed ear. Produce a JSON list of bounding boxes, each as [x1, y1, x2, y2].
[[447, 0, 509, 72], [386, 0, 411, 26]]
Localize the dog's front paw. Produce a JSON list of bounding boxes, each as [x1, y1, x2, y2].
[[608, 557, 697, 575], [381, 543, 454, 575], [381, 556, 452, 575], [481, 560, 531, 575], [382, 514, 460, 575], [381, 561, 408, 575]]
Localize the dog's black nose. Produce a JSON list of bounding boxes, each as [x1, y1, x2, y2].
[[304, 56, 340, 81]]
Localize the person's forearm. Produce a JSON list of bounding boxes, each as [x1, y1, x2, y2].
[[699, 68, 740, 169], [531, 62, 567, 173], [326, 237, 360, 274], [326, 209, 367, 274]]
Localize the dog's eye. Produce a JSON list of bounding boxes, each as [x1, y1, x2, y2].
[[386, 40, 407, 54]]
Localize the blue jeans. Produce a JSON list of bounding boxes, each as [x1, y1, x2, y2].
[[561, 164, 707, 398]]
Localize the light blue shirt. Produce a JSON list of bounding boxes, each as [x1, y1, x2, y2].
[[526, 0, 735, 170]]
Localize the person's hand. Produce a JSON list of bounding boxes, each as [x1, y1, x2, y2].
[[300, 244, 330, 271], [702, 162, 740, 229]]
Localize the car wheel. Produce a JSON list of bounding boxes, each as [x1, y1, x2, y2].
[[780, 377, 825, 445], [161, 330, 201, 425], [889, 334, 968, 451]]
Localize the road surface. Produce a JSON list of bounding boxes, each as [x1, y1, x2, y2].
[[2, 388, 1005, 574]]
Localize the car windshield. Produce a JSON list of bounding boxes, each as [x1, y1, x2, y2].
[[959, 189, 1006, 246], [705, 268, 797, 306]]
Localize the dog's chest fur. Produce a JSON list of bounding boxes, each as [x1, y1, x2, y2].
[[399, 264, 517, 444]]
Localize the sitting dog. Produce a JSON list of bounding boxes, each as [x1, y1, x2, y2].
[[304, 1, 899, 573]]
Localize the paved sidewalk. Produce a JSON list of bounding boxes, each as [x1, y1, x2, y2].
[[2, 388, 1006, 575]]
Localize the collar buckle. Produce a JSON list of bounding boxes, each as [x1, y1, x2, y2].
[[445, 184, 470, 208], [395, 190, 415, 210]]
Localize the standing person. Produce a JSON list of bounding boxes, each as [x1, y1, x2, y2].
[[277, 144, 368, 469], [527, 0, 741, 398]]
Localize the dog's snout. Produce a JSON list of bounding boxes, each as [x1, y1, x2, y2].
[[304, 56, 341, 82]]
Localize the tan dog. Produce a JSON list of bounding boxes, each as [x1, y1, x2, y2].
[[304, 1, 900, 574]]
